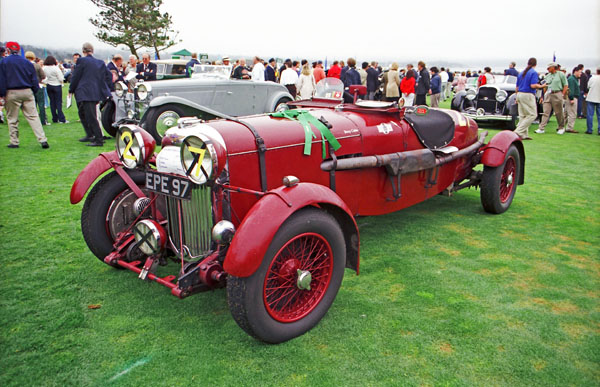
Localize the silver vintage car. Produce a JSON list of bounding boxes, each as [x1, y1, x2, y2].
[[101, 65, 293, 142]]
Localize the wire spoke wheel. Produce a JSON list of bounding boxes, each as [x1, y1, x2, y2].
[[263, 233, 333, 323], [499, 157, 516, 203], [227, 208, 346, 343], [481, 144, 521, 214]]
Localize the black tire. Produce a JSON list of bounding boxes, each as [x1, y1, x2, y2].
[[481, 145, 520, 214], [145, 104, 185, 144], [506, 114, 518, 130], [274, 97, 292, 112], [450, 96, 463, 111], [227, 208, 346, 343], [81, 170, 146, 264], [101, 101, 117, 137]]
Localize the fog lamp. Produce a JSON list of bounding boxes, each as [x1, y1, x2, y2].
[[212, 220, 236, 245], [133, 219, 166, 255]]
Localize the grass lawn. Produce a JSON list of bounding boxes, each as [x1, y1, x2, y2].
[[0, 89, 599, 386]]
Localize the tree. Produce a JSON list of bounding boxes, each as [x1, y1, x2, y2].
[[89, 0, 180, 59]]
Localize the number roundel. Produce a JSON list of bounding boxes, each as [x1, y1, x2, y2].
[[117, 127, 143, 169], [180, 134, 216, 185]]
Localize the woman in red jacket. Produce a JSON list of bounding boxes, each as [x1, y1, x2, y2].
[[400, 69, 416, 106]]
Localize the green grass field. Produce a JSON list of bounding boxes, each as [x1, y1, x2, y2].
[[1, 90, 599, 386]]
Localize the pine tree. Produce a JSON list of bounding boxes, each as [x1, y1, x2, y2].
[[89, 0, 179, 59]]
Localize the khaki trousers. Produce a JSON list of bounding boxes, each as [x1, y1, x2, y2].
[[5, 89, 48, 145], [430, 93, 441, 107], [514, 92, 537, 138], [564, 98, 577, 131], [538, 91, 565, 130]]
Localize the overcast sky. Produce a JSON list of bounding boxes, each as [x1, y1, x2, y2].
[[1, 0, 599, 66]]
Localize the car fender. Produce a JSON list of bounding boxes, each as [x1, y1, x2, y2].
[[223, 182, 359, 278], [70, 151, 121, 204], [147, 95, 230, 120], [506, 93, 518, 116], [481, 131, 525, 184], [266, 89, 294, 111], [451, 90, 466, 111]]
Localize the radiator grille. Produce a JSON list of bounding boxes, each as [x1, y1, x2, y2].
[[166, 186, 213, 257]]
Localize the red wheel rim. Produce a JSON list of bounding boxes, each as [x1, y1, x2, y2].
[[263, 233, 333, 323], [500, 156, 516, 203]]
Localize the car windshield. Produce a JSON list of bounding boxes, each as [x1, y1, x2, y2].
[[500, 75, 517, 84], [191, 65, 233, 79], [314, 77, 344, 99], [467, 78, 477, 86]]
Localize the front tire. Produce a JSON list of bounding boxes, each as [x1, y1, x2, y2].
[[101, 101, 117, 137], [81, 170, 146, 263], [481, 145, 520, 214], [145, 104, 185, 144], [506, 114, 518, 130], [227, 208, 346, 343]]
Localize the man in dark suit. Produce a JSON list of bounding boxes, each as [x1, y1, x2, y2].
[[68, 42, 112, 146], [106, 54, 125, 90], [136, 54, 157, 81]]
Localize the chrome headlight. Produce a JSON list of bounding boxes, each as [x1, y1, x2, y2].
[[180, 134, 218, 184], [466, 89, 477, 101], [212, 220, 236, 245], [115, 81, 127, 97], [137, 83, 151, 100], [116, 125, 156, 169], [133, 220, 166, 255], [496, 90, 508, 102]]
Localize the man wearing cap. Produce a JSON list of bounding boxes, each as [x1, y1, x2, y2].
[[535, 62, 568, 135], [222, 56, 231, 66], [0, 41, 49, 149], [68, 42, 112, 146]]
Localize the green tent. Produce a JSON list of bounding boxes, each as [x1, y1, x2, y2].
[[171, 49, 192, 58]]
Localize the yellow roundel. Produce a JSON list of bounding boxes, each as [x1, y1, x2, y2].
[[180, 135, 216, 185], [116, 126, 143, 169]]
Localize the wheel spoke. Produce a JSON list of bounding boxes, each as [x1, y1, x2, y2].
[[263, 232, 334, 323]]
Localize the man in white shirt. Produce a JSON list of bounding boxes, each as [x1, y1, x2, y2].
[[251, 56, 265, 82], [280, 63, 299, 98], [440, 67, 449, 101], [585, 66, 600, 134]]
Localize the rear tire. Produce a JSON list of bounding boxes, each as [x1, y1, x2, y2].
[[145, 104, 185, 144], [481, 145, 520, 214], [81, 171, 146, 263], [227, 208, 346, 343]]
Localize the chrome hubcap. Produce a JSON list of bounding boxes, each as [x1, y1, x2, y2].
[[507, 173, 513, 186], [296, 269, 312, 291], [156, 111, 180, 136]]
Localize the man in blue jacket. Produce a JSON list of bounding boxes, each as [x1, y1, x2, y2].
[[0, 41, 49, 149], [185, 53, 200, 78], [68, 42, 112, 146]]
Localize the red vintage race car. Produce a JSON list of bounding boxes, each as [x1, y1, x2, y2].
[[70, 83, 525, 343]]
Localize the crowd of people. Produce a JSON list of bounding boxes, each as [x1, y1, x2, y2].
[[0, 41, 163, 148], [1, 40, 599, 149]]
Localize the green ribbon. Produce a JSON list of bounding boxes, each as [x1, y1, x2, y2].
[[270, 109, 341, 158]]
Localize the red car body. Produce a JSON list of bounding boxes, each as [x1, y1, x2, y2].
[[71, 93, 525, 343]]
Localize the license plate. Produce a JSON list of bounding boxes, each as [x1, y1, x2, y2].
[[145, 171, 192, 200]]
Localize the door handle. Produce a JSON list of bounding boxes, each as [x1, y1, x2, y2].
[[227, 91, 233, 95]]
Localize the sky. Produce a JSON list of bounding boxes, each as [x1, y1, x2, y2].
[[1, 0, 599, 68]]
